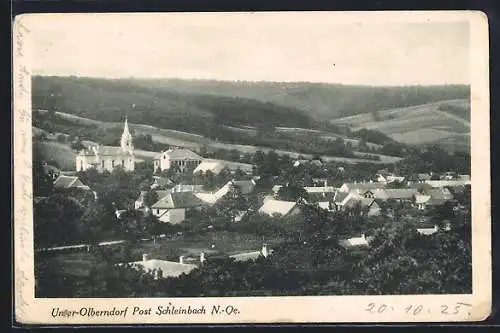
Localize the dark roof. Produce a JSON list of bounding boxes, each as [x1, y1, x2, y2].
[[151, 192, 208, 209], [344, 198, 376, 209], [152, 177, 173, 187], [342, 182, 386, 190], [53, 175, 84, 189], [334, 192, 349, 204], [231, 180, 255, 195], [424, 188, 454, 200]]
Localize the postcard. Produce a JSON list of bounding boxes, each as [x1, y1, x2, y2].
[[13, 11, 491, 324]]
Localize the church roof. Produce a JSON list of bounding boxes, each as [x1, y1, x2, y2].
[[78, 145, 134, 157]]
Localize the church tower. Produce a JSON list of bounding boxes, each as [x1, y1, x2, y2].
[[120, 117, 134, 154]]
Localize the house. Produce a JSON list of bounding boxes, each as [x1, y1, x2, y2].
[[338, 182, 386, 193], [170, 184, 205, 193], [134, 190, 171, 210], [126, 254, 199, 279], [76, 118, 135, 172], [193, 161, 224, 175], [417, 223, 451, 235], [150, 176, 173, 190], [414, 188, 453, 210], [339, 234, 373, 249], [151, 191, 209, 224], [331, 191, 361, 211], [229, 244, 271, 262], [153, 148, 202, 172], [53, 175, 90, 190], [424, 179, 471, 188], [372, 188, 419, 201], [342, 197, 381, 216], [258, 197, 301, 218], [195, 179, 256, 205]]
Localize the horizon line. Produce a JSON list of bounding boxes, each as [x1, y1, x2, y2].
[[31, 74, 471, 88]]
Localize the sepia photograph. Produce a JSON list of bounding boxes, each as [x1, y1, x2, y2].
[[13, 11, 490, 324]]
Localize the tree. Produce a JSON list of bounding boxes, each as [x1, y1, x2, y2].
[[277, 184, 308, 202], [143, 190, 159, 208]]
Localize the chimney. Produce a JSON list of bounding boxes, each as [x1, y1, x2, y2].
[[200, 252, 206, 264], [142, 253, 149, 262], [261, 244, 269, 258], [324, 180, 328, 188], [361, 234, 365, 240], [179, 256, 185, 264]]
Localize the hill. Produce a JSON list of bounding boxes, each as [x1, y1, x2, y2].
[[130, 78, 470, 120], [32, 76, 314, 132], [329, 99, 471, 152]]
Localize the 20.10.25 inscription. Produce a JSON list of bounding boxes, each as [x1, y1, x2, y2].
[[365, 302, 472, 316]]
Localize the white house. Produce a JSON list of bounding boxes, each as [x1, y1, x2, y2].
[[258, 197, 301, 218], [153, 148, 202, 172], [126, 254, 199, 279], [229, 244, 272, 262], [134, 190, 171, 210], [195, 179, 256, 205], [150, 191, 208, 224], [193, 161, 224, 175], [75, 118, 135, 172], [339, 234, 373, 249]]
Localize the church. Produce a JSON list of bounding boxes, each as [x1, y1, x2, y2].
[[75, 118, 135, 172]]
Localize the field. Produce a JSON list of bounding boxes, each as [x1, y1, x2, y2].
[[36, 112, 402, 166], [37, 231, 283, 278], [330, 99, 471, 151], [35, 141, 76, 170]]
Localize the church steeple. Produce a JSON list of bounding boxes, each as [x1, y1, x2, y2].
[[120, 117, 134, 154]]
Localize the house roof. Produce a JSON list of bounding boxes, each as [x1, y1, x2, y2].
[[130, 259, 197, 278], [341, 182, 386, 191], [193, 161, 224, 174], [424, 188, 454, 200], [318, 202, 330, 210], [343, 198, 376, 209], [53, 175, 89, 189], [258, 198, 298, 217], [231, 180, 255, 195], [151, 192, 208, 209], [333, 191, 350, 204], [171, 184, 205, 193], [374, 189, 418, 200], [229, 251, 262, 262], [152, 176, 173, 187], [138, 190, 171, 202], [158, 149, 202, 160], [424, 180, 471, 188], [304, 186, 337, 193], [78, 145, 134, 157], [339, 235, 371, 248]]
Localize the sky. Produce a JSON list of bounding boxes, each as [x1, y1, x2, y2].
[[21, 12, 471, 86]]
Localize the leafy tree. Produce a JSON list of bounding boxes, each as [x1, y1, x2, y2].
[[277, 184, 308, 202]]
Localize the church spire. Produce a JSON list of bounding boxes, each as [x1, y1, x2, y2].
[[120, 116, 134, 154]]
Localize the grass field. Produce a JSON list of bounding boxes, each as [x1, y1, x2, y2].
[[329, 99, 471, 151], [38, 112, 400, 165], [38, 231, 283, 278], [35, 141, 77, 171]]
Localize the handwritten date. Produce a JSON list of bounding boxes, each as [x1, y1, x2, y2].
[[365, 302, 472, 316]]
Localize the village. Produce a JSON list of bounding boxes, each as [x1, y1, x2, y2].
[[34, 118, 472, 287]]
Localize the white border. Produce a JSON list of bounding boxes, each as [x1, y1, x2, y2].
[[13, 11, 491, 324]]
